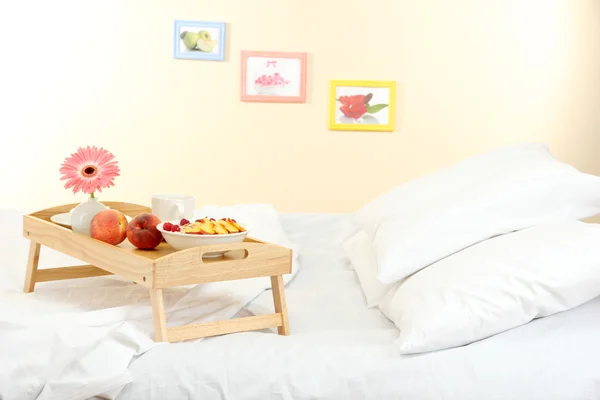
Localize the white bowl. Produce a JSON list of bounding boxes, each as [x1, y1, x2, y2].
[[157, 220, 250, 256]]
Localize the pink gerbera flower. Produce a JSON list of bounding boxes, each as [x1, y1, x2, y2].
[[59, 146, 120, 195]]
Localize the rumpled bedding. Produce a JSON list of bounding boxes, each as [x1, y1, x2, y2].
[[0, 204, 299, 400]]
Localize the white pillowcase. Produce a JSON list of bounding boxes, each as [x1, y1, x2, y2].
[[343, 230, 393, 307], [354, 143, 600, 284], [379, 220, 600, 355]]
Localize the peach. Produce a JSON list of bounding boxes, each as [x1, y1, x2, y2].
[[184, 221, 204, 234], [213, 221, 229, 234], [189, 218, 217, 234], [90, 209, 128, 245], [127, 213, 163, 250], [217, 219, 239, 233], [226, 218, 246, 232]]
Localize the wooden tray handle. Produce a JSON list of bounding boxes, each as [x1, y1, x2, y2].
[[153, 241, 292, 287], [154, 241, 289, 265], [198, 242, 252, 262]]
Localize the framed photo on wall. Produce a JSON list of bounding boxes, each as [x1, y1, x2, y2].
[[241, 51, 307, 103], [328, 80, 396, 132], [173, 20, 226, 61]]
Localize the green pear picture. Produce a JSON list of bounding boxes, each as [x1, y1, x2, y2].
[[180, 30, 218, 53], [180, 31, 201, 50]]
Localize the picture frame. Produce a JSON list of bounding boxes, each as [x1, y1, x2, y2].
[[241, 51, 307, 103], [328, 80, 396, 132], [173, 20, 226, 61]]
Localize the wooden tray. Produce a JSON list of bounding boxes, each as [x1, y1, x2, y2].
[[22, 202, 292, 342]]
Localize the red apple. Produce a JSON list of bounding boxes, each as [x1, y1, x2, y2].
[[90, 209, 128, 245], [127, 213, 163, 250]]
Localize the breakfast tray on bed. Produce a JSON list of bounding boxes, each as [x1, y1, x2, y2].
[[22, 202, 292, 343]]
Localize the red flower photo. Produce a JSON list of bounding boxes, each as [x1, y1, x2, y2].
[[338, 94, 368, 119], [330, 80, 396, 132], [336, 92, 388, 120]]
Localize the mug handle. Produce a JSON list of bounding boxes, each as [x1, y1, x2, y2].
[[173, 202, 185, 220]]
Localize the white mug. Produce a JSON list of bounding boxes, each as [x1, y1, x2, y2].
[[152, 194, 195, 222]]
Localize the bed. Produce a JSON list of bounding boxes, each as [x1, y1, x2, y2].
[[0, 212, 600, 400], [111, 212, 600, 400], [1, 211, 600, 399], [3, 144, 600, 400]]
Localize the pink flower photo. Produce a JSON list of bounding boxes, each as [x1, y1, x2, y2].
[[241, 51, 307, 103]]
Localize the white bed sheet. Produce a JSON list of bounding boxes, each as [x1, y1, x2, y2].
[[0, 206, 299, 400], [118, 213, 600, 400]]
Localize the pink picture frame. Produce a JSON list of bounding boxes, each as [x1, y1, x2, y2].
[[240, 51, 307, 103]]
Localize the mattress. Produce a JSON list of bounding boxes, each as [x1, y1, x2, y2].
[[117, 213, 600, 400]]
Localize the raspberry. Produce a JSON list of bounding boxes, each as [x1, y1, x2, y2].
[[172, 225, 181, 232], [180, 218, 190, 225], [163, 222, 173, 231]]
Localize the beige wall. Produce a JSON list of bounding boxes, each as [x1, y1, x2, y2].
[[1, 0, 599, 213]]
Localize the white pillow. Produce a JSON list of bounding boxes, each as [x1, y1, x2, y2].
[[354, 143, 600, 284], [379, 220, 600, 355], [342, 230, 393, 307]]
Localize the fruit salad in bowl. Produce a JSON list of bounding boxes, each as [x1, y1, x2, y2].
[[157, 217, 250, 254]]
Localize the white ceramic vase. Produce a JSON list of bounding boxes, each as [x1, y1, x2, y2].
[[70, 196, 109, 236]]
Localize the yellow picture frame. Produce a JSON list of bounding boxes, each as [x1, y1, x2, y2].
[[328, 80, 396, 132]]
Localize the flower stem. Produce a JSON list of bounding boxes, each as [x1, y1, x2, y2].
[[90, 192, 95, 199]]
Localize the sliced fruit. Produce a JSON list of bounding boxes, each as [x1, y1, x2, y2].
[[213, 221, 229, 234], [196, 39, 217, 53], [221, 218, 246, 232], [217, 219, 239, 233], [227, 218, 246, 232], [197, 219, 216, 234], [184, 222, 203, 234]]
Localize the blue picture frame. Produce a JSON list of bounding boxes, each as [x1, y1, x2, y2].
[[173, 20, 226, 61]]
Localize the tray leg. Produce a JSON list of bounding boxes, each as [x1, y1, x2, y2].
[[270, 275, 290, 335], [24, 242, 41, 293], [150, 288, 168, 342]]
